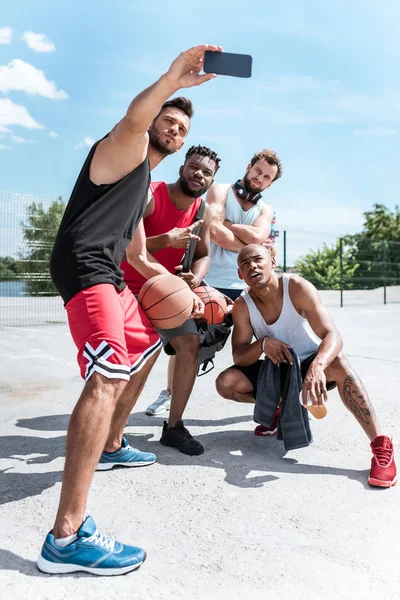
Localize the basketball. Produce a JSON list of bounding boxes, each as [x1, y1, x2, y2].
[[193, 285, 228, 324], [138, 274, 194, 329]]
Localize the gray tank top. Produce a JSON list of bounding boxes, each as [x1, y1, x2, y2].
[[206, 186, 262, 290], [241, 273, 321, 361]]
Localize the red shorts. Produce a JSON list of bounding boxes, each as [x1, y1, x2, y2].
[[65, 284, 161, 381]]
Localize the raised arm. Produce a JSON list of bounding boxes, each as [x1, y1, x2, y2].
[[206, 184, 246, 252], [227, 203, 273, 244], [231, 298, 264, 366], [90, 45, 222, 185]]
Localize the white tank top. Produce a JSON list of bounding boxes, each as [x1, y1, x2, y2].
[[206, 186, 262, 289], [241, 273, 321, 361]]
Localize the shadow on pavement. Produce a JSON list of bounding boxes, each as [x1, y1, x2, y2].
[[0, 548, 101, 578], [16, 412, 254, 432], [1, 412, 376, 511], [123, 429, 373, 490]]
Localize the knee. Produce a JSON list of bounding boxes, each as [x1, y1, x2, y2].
[[216, 370, 235, 399], [326, 353, 350, 379], [87, 372, 127, 404], [172, 334, 200, 360]]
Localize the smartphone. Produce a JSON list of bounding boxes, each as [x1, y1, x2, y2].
[[203, 51, 252, 78]]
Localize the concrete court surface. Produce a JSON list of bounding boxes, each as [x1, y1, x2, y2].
[[0, 298, 399, 599]]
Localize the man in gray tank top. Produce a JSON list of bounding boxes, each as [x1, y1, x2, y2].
[[205, 150, 281, 300], [216, 244, 397, 489]]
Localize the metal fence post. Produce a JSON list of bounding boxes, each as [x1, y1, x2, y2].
[[283, 230, 287, 273], [339, 238, 343, 308], [383, 240, 387, 305]]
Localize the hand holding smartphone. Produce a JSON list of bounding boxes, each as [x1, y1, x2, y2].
[[203, 51, 252, 78]]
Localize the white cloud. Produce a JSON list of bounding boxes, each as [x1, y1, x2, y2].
[[253, 73, 400, 126], [10, 134, 36, 144], [0, 98, 43, 129], [49, 130, 59, 138], [0, 143, 12, 150], [0, 27, 12, 44], [0, 59, 68, 99], [23, 31, 56, 53], [353, 127, 396, 136], [74, 136, 95, 150], [335, 90, 400, 121]]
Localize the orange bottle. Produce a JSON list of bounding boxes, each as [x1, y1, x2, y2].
[[300, 392, 327, 419]]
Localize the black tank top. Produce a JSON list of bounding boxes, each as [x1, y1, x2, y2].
[[50, 136, 150, 304]]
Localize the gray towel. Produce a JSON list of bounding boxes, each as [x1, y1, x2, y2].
[[254, 348, 312, 451]]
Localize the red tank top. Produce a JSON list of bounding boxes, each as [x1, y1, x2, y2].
[[121, 181, 202, 295]]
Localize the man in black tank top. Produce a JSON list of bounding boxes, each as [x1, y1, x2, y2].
[[38, 45, 222, 577]]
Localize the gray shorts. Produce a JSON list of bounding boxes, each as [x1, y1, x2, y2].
[[155, 318, 199, 355]]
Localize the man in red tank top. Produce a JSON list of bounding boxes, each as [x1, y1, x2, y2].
[[122, 145, 220, 455]]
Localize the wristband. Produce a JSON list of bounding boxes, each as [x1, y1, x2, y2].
[[261, 336, 270, 354]]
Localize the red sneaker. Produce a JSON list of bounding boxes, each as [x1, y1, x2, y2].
[[369, 435, 397, 488], [254, 407, 281, 436]]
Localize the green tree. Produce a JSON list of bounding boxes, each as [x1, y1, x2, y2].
[[0, 256, 22, 279], [343, 204, 400, 289], [294, 242, 359, 290], [21, 198, 65, 295]]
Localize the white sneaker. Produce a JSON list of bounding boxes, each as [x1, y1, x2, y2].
[[146, 389, 171, 415]]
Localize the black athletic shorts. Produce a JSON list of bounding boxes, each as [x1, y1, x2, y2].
[[230, 352, 336, 396]]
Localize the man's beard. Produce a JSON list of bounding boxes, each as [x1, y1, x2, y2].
[[179, 176, 207, 198], [148, 127, 175, 156], [244, 173, 262, 195]]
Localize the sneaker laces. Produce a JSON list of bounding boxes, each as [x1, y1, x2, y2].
[[83, 529, 115, 551], [372, 445, 393, 466], [175, 422, 192, 439]]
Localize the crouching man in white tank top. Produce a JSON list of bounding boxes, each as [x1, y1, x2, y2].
[[216, 244, 397, 488]]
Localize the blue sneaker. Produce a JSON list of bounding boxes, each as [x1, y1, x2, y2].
[[37, 515, 146, 575], [96, 437, 156, 471]]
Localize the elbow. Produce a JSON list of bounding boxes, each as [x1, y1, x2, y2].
[[210, 225, 219, 242], [127, 250, 147, 270], [233, 352, 248, 367], [337, 333, 344, 353], [250, 232, 266, 245]]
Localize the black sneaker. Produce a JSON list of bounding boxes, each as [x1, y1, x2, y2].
[[160, 421, 204, 456]]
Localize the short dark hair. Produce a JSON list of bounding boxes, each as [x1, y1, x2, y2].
[[184, 145, 221, 173], [250, 149, 282, 182], [157, 97, 194, 120]]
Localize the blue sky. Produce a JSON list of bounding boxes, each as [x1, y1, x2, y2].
[[1, 0, 400, 262]]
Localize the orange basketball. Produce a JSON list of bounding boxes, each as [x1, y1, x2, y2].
[[193, 285, 228, 325], [138, 274, 194, 329]]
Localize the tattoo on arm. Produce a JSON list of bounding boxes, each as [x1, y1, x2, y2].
[[342, 375, 376, 425]]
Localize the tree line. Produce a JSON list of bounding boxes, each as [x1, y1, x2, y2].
[[0, 200, 399, 295]]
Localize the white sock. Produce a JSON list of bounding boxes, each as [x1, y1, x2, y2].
[[54, 533, 78, 547]]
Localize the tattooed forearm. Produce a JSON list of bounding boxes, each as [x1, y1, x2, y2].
[[342, 375, 376, 425]]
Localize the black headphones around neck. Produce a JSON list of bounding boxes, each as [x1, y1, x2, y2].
[[234, 180, 262, 204]]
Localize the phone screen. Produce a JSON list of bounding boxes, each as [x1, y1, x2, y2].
[[203, 51, 252, 78]]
